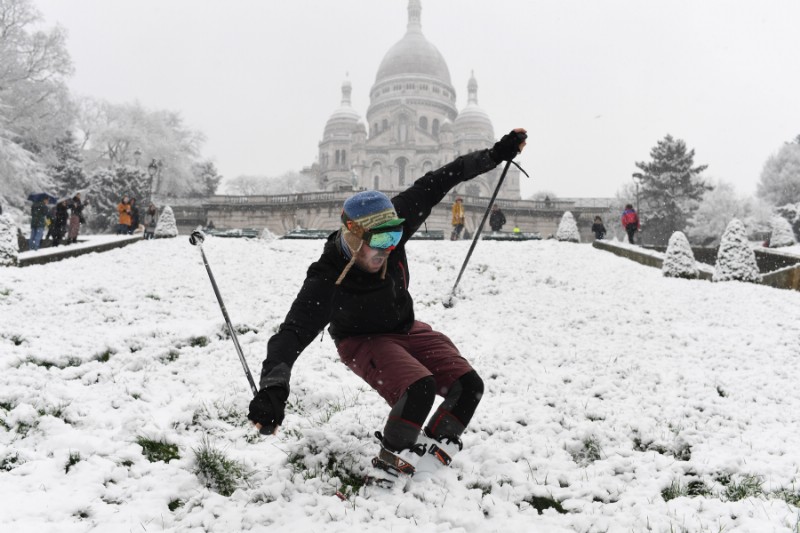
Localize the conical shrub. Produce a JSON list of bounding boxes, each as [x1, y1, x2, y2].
[[662, 231, 697, 279], [713, 219, 761, 283], [0, 214, 18, 266], [556, 212, 580, 243], [155, 206, 178, 238]]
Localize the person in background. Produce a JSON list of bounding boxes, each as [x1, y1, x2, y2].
[[128, 197, 140, 234], [29, 197, 49, 251], [247, 129, 528, 487], [591, 216, 606, 241], [621, 204, 640, 244], [52, 199, 69, 246], [67, 193, 87, 244], [450, 197, 465, 240], [143, 204, 158, 240], [489, 205, 506, 233], [117, 196, 131, 235]]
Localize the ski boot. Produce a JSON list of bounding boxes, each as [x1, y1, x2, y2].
[[413, 432, 463, 480], [364, 431, 426, 489]]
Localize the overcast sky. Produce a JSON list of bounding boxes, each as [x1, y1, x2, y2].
[[34, 0, 800, 199]]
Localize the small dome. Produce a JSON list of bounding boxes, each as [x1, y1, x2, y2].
[[324, 79, 361, 136], [453, 71, 494, 138], [375, 0, 451, 85]]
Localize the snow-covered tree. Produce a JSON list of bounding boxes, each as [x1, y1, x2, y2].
[[155, 206, 178, 238], [75, 98, 208, 197], [768, 215, 797, 248], [774, 202, 800, 242], [193, 160, 223, 196], [633, 134, 710, 245], [50, 131, 88, 197], [713, 219, 761, 283], [0, 0, 75, 159], [84, 166, 149, 232], [662, 231, 698, 279], [757, 141, 800, 207], [0, 214, 19, 266], [556, 211, 580, 243], [686, 180, 752, 246], [224, 171, 319, 195]]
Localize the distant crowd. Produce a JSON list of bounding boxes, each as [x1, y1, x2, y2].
[[25, 193, 160, 252], [116, 195, 158, 239], [27, 193, 88, 251]]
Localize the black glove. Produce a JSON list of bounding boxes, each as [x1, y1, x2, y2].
[[248, 386, 288, 431], [490, 130, 528, 163]]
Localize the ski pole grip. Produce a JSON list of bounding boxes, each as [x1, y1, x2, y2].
[[189, 230, 205, 246]]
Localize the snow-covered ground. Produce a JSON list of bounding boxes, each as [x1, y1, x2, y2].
[[2, 237, 800, 533]]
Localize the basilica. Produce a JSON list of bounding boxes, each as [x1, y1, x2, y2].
[[309, 0, 522, 200], [200, 1, 609, 239]]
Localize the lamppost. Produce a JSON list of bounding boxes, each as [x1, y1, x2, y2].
[[133, 149, 142, 167], [147, 159, 159, 206], [632, 173, 642, 244]]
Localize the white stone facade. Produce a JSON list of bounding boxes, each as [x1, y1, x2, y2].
[[313, 0, 521, 200]]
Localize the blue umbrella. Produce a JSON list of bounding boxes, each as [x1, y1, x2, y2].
[[27, 193, 58, 203]]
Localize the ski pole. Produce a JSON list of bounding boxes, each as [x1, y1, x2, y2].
[[444, 160, 528, 308], [189, 230, 274, 434]]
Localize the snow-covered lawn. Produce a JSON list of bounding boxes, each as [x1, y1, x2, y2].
[[2, 237, 800, 533]]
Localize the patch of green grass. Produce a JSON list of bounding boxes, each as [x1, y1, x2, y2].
[[571, 436, 602, 465], [95, 349, 114, 363], [26, 357, 56, 369], [724, 474, 764, 501], [16, 421, 35, 437], [193, 437, 251, 497], [523, 494, 567, 515], [65, 451, 81, 473], [168, 499, 184, 511], [11, 335, 24, 346], [145, 293, 161, 301], [189, 336, 209, 348], [716, 385, 728, 398], [467, 480, 493, 496], [1, 452, 21, 471], [687, 479, 712, 497], [662, 480, 688, 501], [74, 509, 91, 519], [0, 288, 11, 296], [162, 349, 180, 363], [136, 436, 180, 463], [773, 487, 800, 507], [0, 400, 13, 411], [37, 403, 71, 423]]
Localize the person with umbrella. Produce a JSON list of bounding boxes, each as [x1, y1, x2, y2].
[[27, 193, 54, 251]]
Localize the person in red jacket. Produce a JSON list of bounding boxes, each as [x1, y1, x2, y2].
[[621, 204, 640, 244]]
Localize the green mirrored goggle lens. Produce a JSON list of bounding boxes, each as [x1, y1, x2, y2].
[[367, 228, 403, 249]]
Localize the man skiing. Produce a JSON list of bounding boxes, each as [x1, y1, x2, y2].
[[247, 128, 527, 485]]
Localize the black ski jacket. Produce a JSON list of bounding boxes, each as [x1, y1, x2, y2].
[[259, 149, 498, 393]]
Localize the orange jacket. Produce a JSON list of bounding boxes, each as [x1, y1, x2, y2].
[[118, 202, 132, 225], [451, 202, 465, 225]]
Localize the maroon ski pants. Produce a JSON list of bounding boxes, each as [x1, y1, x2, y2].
[[336, 320, 473, 406]]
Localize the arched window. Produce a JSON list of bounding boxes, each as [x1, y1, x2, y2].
[[395, 157, 408, 187], [419, 117, 428, 131], [335, 150, 340, 165], [432, 119, 440, 138], [422, 160, 433, 174], [341, 150, 346, 166], [382, 118, 389, 131], [373, 123, 378, 135], [398, 115, 409, 143], [374, 176, 380, 189]]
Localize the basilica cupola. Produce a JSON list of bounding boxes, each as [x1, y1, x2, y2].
[[323, 79, 361, 140], [454, 71, 495, 149]]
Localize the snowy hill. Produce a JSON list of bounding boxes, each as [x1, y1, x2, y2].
[[2, 238, 800, 532]]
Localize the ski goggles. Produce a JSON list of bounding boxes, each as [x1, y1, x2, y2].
[[343, 217, 405, 250]]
